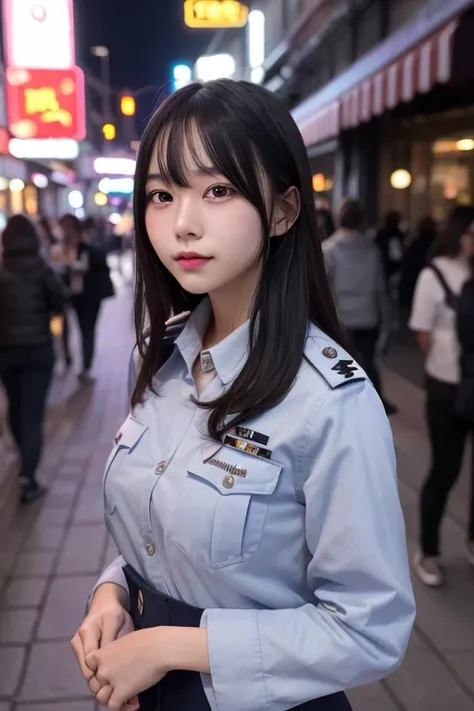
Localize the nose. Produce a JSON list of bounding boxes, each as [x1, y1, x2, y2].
[[174, 194, 203, 242]]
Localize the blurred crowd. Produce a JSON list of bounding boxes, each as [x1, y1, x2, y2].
[[317, 196, 474, 588], [1, 195, 473, 591], [0, 213, 126, 504]]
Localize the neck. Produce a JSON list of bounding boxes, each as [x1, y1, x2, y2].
[[204, 269, 260, 348]]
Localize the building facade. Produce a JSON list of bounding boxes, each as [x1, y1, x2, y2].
[[253, 0, 474, 228]]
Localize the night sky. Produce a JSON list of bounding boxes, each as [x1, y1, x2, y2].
[[76, 0, 214, 129]]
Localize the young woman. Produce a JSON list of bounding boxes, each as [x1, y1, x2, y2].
[[410, 205, 474, 587], [71, 80, 415, 711], [0, 215, 66, 503]]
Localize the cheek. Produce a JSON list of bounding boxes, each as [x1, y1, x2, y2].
[[145, 208, 168, 260], [219, 207, 263, 261]]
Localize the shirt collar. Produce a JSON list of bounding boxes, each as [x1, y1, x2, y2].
[[175, 298, 250, 385]]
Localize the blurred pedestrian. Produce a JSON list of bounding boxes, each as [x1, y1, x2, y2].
[[315, 206, 334, 242], [0, 215, 66, 503], [37, 216, 58, 255], [83, 216, 107, 252], [58, 215, 115, 384], [323, 197, 396, 414], [375, 211, 405, 285], [375, 211, 406, 330], [399, 216, 437, 311], [72, 79, 414, 711], [456, 253, 474, 426], [410, 205, 474, 586]]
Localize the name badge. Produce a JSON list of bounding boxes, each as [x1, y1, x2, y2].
[[235, 426, 269, 446]]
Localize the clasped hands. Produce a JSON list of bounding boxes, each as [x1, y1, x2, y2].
[[71, 602, 168, 710]]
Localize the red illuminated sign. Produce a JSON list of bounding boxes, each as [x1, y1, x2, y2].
[[6, 66, 86, 141]]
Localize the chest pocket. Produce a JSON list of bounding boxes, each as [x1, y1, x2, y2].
[[103, 414, 148, 514], [173, 446, 282, 569]]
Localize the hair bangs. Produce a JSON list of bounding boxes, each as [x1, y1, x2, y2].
[[147, 89, 269, 222]]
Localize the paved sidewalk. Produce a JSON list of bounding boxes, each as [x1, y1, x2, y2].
[[0, 289, 134, 711], [0, 295, 473, 711]]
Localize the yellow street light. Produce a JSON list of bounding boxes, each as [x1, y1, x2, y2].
[[121, 96, 136, 116], [102, 123, 116, 141]]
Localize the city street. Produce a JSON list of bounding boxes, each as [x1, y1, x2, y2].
[[0, 291, 474, 711]]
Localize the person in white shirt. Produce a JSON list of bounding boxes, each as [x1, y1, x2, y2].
[[409, 205, 474, 587]]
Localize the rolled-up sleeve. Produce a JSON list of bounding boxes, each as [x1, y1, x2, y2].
[[200, 380, 415, 711], [88, 555, 129, 610]]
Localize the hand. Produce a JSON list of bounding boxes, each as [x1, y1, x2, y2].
[[85, 628, 168, 709], [71, 602, 134, 687]]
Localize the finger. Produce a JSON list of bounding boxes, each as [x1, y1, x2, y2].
[[70, 635, 95, 682], [85, 651, 98, 675], [79, 622, 101, 665], [124, 696, 140, 710], [96, 684, 114, 706], [108, 687, 126, 710], [88, 675, 103, 694]]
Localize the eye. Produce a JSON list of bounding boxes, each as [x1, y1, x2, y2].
[[148, 191, 173, 204], [206, 184, 233, 199]]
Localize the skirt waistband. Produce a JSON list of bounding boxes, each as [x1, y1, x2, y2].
[[124, 564, 203, 629], [122, 565, 352, 711]]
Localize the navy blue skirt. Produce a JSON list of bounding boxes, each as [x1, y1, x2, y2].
[[123, 566, 352, 711]]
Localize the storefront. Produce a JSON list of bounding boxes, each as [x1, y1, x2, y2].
[[309, 140, 337, 208], [377, 103, 474, 225], [291, 0, 474, 226]]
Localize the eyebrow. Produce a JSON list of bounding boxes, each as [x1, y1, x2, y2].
[[146, 167, 221, 182]]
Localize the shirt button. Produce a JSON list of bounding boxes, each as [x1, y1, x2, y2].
[[222, 474, 235, 489], [145, 543, 156, 556], [155, 460, 166, 474]]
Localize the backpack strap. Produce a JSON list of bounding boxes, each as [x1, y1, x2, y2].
[[429, 264, 458, 311]]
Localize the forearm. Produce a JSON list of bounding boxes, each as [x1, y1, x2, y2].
[[89, 582, 128, 612], [160, 626, 210, 674], [88, 555, 129, 612]]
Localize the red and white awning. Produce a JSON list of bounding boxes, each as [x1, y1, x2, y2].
[[298, 20, 458, 147]]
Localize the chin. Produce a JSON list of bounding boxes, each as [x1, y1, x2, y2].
[[174, 275, 216, 295]]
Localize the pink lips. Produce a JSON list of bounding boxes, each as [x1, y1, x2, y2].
[[175, 252, 212, 270]]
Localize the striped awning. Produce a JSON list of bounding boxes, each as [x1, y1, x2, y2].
[[298, 20, 458, 147]]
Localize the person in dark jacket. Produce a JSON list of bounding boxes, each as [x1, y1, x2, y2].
[[58, 215, 114, 383], [375, 210, 405, 284], [0, 215, 66, 504]]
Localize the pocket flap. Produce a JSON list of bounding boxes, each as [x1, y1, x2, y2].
[[188, 446, 282, 496], [115, 414, 148, 451]]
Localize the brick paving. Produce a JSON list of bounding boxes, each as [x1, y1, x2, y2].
[[0, 291, 473, 710]]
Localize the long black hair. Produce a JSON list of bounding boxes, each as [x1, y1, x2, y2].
[[132, 79, 346, 439]]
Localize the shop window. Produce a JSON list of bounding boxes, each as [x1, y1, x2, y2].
[[430, 161, 471, 223]]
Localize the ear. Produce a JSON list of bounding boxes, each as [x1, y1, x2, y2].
[[270, 186, 301, 237]]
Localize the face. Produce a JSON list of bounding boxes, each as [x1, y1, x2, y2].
[[144, 134, 264, 299]]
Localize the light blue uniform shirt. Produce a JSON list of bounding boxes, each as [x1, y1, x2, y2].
[[93, 298, 415, 711]]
